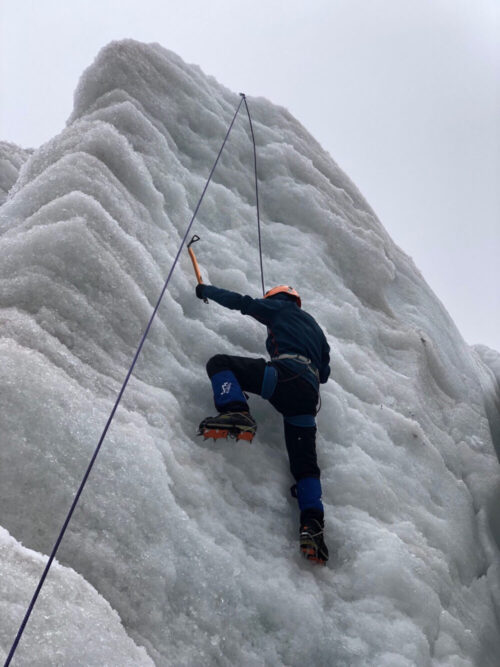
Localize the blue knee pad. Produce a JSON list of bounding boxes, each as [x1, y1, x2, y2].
[[260, 364, 278, 399], [296, 477, 324, 513], [211, 370, 247, 410]]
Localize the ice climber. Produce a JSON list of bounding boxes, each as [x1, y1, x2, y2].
[[196, 283, 330, 565]]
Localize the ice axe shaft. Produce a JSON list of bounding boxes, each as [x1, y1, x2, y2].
[[187, 235, 208, 304]]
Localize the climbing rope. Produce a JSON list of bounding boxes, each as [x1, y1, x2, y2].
[[5, 92, 264, 667], [241, 94, 265, 295]]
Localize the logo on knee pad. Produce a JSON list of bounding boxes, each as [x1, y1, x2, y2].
[[221, 381, 232, 395]]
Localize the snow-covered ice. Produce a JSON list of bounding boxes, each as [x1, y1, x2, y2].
[[0, 142, 33, 205], [1, 39, 499, 666], [0, 527, 153, 666]]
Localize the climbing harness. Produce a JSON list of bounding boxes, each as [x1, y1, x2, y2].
[[5, 92, 264, 667], [277, 356, 320, 381], [273, 353, 315, 367], [270, 355, 322, 413], [271, 354, 319, 382]]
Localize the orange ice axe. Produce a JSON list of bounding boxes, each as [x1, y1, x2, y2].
[[187, 235, 208, 304]]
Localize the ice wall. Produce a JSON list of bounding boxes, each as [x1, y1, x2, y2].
[[0, 528, 153, 666], [1, 40, 499, 666], [0, 141, 33, 205]]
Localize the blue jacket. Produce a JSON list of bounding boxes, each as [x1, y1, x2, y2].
[[201, 285, 330, 389]]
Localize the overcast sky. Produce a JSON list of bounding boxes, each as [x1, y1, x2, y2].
[[1, 0, 499, 350]]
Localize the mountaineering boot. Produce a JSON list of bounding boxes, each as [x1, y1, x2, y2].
[[198, 411, 257, 442], [299, 517, 329, 565], [293, 478, 327, 563]]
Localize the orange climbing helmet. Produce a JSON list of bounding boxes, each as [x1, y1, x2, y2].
[[264, 285, 301, 308]]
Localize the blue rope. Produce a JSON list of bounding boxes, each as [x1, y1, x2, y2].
[[4, 94, 245, 667]]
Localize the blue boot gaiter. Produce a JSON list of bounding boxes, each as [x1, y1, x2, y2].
[[211, 370, 247, 411], [297, 477, 324, 514]]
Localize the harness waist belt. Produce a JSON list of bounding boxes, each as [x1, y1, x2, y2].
[[272, 354, 312, 364], [272, 354, 319, 380]]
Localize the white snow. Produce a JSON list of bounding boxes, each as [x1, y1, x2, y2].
[[0, 527, 153, 666], [0, 39, 499, 666]]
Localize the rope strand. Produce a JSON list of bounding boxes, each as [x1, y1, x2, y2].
[[240, 94, 265, 296], [4, 95, 245, 667]]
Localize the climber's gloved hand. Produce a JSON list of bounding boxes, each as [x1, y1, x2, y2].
[[195, 283, 206, 300]]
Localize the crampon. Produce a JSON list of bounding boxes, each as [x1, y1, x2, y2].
[[200, 427, 255, 442], [198, 412, 257, 442], [299, 520, 329, 565]]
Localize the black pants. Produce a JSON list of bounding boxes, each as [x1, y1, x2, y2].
[[206, 354, 320, 482]]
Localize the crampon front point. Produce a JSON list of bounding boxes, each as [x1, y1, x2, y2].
[[199, 427, 255, 442], [300, 542, 327, 566]]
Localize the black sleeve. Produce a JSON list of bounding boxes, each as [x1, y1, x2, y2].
[[202, 285, 278, 325], [319, 336, 331, 384]]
